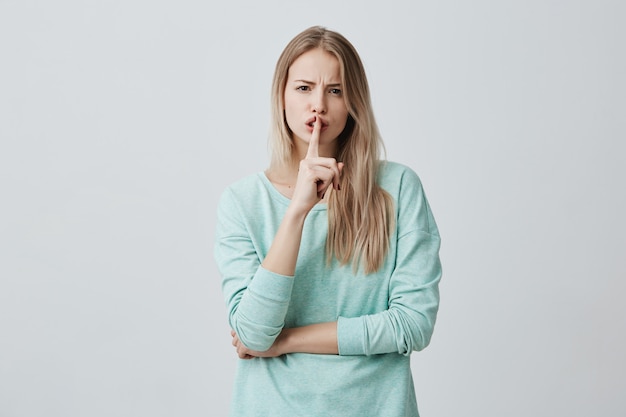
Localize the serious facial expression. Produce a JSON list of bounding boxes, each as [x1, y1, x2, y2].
[[283, 48, 349, 155]]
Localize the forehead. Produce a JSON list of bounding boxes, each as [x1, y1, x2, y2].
[[287, 48, 341, 81]]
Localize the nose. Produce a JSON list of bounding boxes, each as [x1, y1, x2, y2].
[[312, 91, 327, 114]]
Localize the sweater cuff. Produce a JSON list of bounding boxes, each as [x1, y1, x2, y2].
[[247, 266, 294, 302], [337, 316, 366, 356]]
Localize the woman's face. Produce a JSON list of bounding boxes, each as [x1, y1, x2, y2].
[[283, 48, 349, 155]]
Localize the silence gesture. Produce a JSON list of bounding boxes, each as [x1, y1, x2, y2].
[[290, 116, 343, 213]]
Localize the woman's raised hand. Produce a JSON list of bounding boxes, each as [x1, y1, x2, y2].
[[290, 117, 343, 213]]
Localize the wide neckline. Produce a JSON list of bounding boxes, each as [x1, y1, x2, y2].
[[258, 171, 328, 211]]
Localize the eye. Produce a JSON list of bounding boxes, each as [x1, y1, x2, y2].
[[329, 88, 342, 95], [296, 85, 310, 92]]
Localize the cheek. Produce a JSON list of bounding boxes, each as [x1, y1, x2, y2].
[[283, 107, 297, 129], [336, 108, 349, 130], [283, 94, 300, 122], [334, 102, 348, 119], [338, 117, 348, 135]]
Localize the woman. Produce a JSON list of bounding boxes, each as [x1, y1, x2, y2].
[[215, 26, 442, 417]]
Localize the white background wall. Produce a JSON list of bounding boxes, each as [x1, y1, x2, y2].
[[1, 1, 624, 416]]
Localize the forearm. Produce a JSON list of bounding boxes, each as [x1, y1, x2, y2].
[[228, 201, 315, 350], [279, 322, 338, 355], [261, 205, 308, 276]]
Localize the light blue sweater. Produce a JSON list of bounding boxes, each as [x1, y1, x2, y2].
[[215, 161, 442, 417]]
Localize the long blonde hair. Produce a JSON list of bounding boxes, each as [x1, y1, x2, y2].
[[269, 26, 394, 274]]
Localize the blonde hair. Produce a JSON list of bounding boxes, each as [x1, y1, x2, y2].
[[269, 26, 394, 274]]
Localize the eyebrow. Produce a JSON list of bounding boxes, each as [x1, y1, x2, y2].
[[292, 79, 342, 87]]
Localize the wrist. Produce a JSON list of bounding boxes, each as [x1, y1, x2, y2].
[[283, 204, 309, 225], [275, 328, 293, 355]]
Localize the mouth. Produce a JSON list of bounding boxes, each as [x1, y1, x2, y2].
[[305, 117, 329, 129]]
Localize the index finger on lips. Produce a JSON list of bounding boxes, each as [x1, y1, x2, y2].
[[306, 117, 321, 159]]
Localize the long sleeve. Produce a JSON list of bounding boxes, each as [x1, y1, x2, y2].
[[214, 187, 294, 351], [337, 166, 442, 356]]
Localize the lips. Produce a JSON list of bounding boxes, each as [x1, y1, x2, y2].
[[305, 116, 328, 129]]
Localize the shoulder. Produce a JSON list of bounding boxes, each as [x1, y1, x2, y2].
[[217, 172, 266, 209], [378, 161, 439, 236], [223, 172, 264, 194], [217, 170, 289, 217], [377, 160, 424, 194]]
